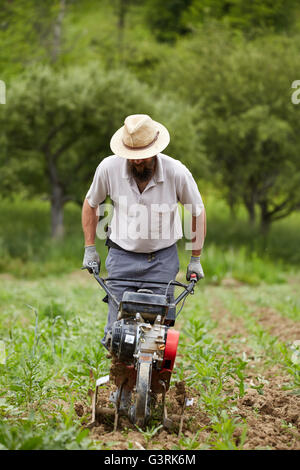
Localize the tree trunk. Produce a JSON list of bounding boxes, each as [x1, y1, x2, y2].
[[46, 148, 65, 239], [243, 194, 256, 226], [51, 183, 64, 239], [227, 191, 236, 219], [247, 203, 256, 225], [51, 0, 66, 63], [116, 0, 128, 64], [259, 200, 271, 237]]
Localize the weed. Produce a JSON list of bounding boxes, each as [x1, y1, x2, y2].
[[208, 411, 247, 450], [174, 429, 204, 450], [135, 423, 163, 449]]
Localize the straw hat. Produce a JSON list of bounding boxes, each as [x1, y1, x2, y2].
[[110, 114, 170, 159]]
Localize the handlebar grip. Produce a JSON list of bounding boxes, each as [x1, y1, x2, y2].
[[81, 261, 99, 275], [190, 273, 198, 281]]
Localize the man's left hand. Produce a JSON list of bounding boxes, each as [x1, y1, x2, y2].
[[186, 255, 204, 281]]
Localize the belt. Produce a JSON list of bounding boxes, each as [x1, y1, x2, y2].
[[105, 237, 130, 252], [105, 237, 175, 256]]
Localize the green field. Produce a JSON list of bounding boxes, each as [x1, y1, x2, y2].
[[0, 200, 299, 450], [0, 270, 299, 450]]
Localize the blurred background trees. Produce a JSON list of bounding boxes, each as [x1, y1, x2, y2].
[[152, 30, 300, 233], [0, 63, 198, 238], [182, 0, 299, 34]]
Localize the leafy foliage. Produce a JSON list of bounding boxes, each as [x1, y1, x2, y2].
[[0, 63, 199, 236], [144, 0, 192, 43], [153, 28, 300, 231], [183, 0, 299, 34]]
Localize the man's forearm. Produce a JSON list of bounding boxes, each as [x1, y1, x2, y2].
[[82, 198, 99, 246], [191, 208, 206, 256]]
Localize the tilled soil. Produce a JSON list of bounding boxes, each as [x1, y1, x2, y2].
[[253, 307, 300, 343], [207, 284, 300, 450], [75, 372, 300, 450], [75, 382, 212, 450], [237, 382, 300, 450]]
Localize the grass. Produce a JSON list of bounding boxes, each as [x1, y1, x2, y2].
[[0, 195, 299, 283], [0, 272, 110, 449]]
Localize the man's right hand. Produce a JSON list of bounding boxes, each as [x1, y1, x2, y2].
[[83, 245, 101, 274]]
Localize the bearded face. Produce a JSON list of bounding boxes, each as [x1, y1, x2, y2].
[[128, 156, 157, 182]]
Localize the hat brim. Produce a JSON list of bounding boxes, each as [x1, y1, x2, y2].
[[110, 120, 170, 159]]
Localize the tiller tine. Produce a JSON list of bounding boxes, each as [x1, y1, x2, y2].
[[178, 395, 187, 436], [87, 375, 110, 429], [113, 378, 130, 431], [160, 381, 173, 430]]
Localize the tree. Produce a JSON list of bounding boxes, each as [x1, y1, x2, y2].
[[153, 28, 300, 233], [144, 0, 193, 43], [0, 0, 70, 79], [183, 0, 299, 35], [0, 63, 198, 238]]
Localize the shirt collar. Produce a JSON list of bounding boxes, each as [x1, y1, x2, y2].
[[121, 154, 164, 183], [153, 154, 164, 183]]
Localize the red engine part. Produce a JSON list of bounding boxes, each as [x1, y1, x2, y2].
[[161, 329, 179, 372]]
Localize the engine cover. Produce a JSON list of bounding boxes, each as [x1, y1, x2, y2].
[[111, 319, 138, 363], [161, 329, 179, 371], [110, 314, 178, 375], [120, 290, 168, 323]]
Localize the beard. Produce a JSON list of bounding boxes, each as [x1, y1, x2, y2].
[[129, 157, 156, 182]]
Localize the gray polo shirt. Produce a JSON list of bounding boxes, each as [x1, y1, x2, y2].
[[86, 153, 204, 253]]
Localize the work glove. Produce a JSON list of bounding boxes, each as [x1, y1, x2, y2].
[[186, 255, 204, 281], [83, 245, 100, 274]]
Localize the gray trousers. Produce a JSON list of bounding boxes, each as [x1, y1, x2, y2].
[[101, 243, 180, 346]]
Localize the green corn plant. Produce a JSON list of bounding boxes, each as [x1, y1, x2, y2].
[[135, 424, 163, 449], [26, 305, 40, 357], [175, 429, 205, 450], [209, 411, 247, 450]]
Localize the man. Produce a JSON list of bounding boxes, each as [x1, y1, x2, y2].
[[82, 114, 206, 347]]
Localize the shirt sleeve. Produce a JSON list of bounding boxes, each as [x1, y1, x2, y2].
[[176, 164, 204, 216], [85, 160, 109, 208]]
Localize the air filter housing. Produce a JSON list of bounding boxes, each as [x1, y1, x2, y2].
[[120, 290, 168, 323]]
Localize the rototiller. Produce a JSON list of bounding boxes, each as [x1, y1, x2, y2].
[[83, 261, 198, 431]]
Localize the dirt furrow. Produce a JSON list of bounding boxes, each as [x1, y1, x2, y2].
[[203, 286, 300, 450]]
